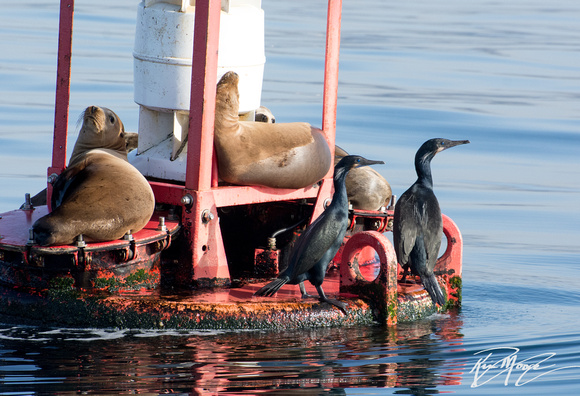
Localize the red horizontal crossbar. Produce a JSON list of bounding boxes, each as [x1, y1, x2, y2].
[[149, 181, 323, 208]]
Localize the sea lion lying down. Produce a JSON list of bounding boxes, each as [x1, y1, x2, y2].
[[254, 106, 391, 210], [32, 106, 154, 246], [334, 146, 391, 211], [214, 71, 332, 189]]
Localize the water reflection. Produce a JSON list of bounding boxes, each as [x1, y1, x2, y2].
[[0, 314, 464, 394]]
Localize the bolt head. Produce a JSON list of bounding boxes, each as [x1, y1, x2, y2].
[[181, 194, 193, 206]]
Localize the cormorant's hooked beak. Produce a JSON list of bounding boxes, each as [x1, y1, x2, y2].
[[438, 139, 470, 153], [355, 159, 385, 168]]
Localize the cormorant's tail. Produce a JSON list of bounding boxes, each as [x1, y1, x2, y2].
[[254, 277, 289, 297], [421, 273, 446, 306]]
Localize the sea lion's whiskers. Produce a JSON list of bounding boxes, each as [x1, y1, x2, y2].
[[75, 110, 85, 133]]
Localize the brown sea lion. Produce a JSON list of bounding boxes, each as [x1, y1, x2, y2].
[[252, 105, 391, 210], [334, 146, 391, 211], [32, 106, 154, 246], [255, 106, 276, 123], [24, 127, 139, 208], [214, 71, 332, 189]]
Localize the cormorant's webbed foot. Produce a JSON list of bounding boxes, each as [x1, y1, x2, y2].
[[400, 266, 408, 282], [315, 285, 348, 315], [400, 267, 417, 284], [299, 282, 316, 299], [321, 297, 348, 315]]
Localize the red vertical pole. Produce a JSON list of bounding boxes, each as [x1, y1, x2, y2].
[[310, 0, 343, 221], [322, 0, 342, 166], [180, 0, 230, 287], [185, 0, 221, 191], [47, 0, 75, 205]]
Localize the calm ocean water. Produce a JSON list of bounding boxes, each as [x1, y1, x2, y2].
[[1, 0, 580, 394]]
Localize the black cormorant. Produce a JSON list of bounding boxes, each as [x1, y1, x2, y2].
[[254, 155, 384, 313], [393, 138, 469, 306]]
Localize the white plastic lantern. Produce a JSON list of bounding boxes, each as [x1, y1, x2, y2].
[[131, 0, 265, 181]]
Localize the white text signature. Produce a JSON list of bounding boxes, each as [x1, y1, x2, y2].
[[470, 347, 580, 387]]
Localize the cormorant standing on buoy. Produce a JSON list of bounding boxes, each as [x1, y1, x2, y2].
[[254, 155, 384, 313], [393, 138, 469, 306]]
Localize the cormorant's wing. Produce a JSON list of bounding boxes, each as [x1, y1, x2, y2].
[[288, 210, 343, 279], [421, 191, 443, 271], [393, 188, 419, 266]]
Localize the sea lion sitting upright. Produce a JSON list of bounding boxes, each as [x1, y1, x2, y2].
[[23, 127, 139, 208], [32, 106, 155, 246], [334, 146, 392, 211], [214, 71, 332, 189]]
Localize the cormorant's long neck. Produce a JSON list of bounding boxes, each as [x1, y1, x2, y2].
[[331, 166, 350, 211], [415, 150, 435, 189]]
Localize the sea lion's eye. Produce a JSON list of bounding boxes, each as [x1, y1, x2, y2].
[[109, 115, 115, 124]]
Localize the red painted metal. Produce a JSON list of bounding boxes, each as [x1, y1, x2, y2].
[[322, 0, 342, 162], [176, 0, 230, 286], [181, 190, 231, 287], [185, 0, 221, 192], [0, 207, 180, 292], [47, 0, 75, 208], [0, 207, 179, 251], [436, 214, 464, 304], [150, 182, 325, 212], [340, 231, 398, 325], [308, 0, 343, 222], [147, 0, 345, 284], [439, 214, 463, 278]]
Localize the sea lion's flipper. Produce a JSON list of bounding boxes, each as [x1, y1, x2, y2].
[[123, 132, 139, 151], [51, 161, 91, 210]]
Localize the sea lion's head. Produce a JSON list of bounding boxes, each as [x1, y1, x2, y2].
[[69, 106, 131, 165], [255, 106, 276, 123], [215, 72, 240, 127], [81, 106, 126, 150]]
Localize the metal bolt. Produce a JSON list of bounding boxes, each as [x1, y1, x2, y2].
[[75, 234, 86, 248], [201, 210, 214, 224], [27, 228, 35, 245], [181, 194, 193, 206], [157, 216, 167, 232], [47, 173, 59, 184], [123, 232, 134, 241], [388, 195, 397, 211], [324, 198, 332, 209], [22, 193, 33, 211]]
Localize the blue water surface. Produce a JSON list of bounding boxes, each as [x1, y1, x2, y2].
[[1, 0, 580, 394]]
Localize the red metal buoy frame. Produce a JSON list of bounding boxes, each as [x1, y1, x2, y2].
[[43, 0, 463, 320], [339, 215, 464, 325], [48, 0, 75, 207], [47, 0, 344, 287]]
